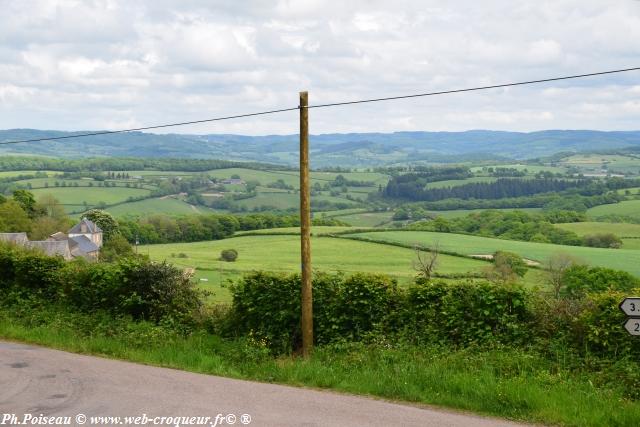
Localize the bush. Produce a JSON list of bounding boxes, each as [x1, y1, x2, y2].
[[400, 279, 533, 346], [228, 271, 533, 352], [561, 265, 639, 298], [228, 272, 401, 352], [0, 243, 201, 324], [583, 233, 622, 248], [220, 249, 238, 262]]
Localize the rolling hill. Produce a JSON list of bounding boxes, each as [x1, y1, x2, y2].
[[2, 129, 640, 167]]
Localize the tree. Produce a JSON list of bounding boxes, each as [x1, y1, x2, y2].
[[0, 201, 32, 232], [486, 251, 527, 284], [12, 189, 38, 218], [546, 253, 576, 298], [100, 234, 135, 261], [83, 209, 120, 241], [412, 243, 439, 280]]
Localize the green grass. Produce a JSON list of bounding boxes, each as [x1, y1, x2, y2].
[[425, 176, 497, 189], [142, 235, 488, 297], [107, 197, 217, 217], [588, 200, 640, 221], [557, 222, 640, 238], [205, 168, 389, 189], [234, 191, 359, 210], [0, 170, 62, 178], [1, 306, 639, 427], [235, 226, 359, 236], [30, 186, 151, 211], [345, 230, 640, 276], [338, 211, 395, 227], [428, 208, 542, 219], [470, 164, 566, 174]]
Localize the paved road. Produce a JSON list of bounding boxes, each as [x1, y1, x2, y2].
[[0, 341, 530, 427]]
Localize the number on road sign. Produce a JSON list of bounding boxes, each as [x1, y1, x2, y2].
[[624, 318, 640, 336], [619, 297, 640, 316]]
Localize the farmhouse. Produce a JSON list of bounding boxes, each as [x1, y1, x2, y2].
[[0, 219, 103, 260], [221, 178, 245, 185]]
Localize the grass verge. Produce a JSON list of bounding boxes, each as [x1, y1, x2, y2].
[[1, 304, 639, 427]]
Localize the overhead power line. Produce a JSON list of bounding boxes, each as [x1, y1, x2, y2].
[[1, 66, 639, 146], [0, 107, 299, 145], [306, 67, 640, 109]]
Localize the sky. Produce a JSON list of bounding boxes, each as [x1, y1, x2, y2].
[[1, 0, 639, 135]]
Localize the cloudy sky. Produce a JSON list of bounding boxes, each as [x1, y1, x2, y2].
[[1, 0, 639, 135]]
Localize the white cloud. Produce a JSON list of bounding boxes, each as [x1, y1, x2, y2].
[[0, 0, 639, 134]]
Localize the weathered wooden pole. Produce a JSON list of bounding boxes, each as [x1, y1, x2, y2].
[[299, 91, 313, 357]]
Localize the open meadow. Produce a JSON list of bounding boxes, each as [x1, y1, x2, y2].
[[143, 234, 490, 302], [344, 230, 640, 276]]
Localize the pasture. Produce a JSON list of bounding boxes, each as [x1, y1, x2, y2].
[[588, 200, 640, 221], [30, 186, 151, 212], [336, 211, 394, 227], [142, 235, 490, 302], [344, 230, 640, 276], [106, 197, 217, 217], [556, 222, 640, 238]]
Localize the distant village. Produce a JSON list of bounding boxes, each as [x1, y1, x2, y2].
[[0, 218, 103, 260]]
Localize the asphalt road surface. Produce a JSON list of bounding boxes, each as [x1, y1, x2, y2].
[[0, 341, 531, 427]]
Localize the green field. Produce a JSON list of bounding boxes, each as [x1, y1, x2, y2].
[[588, 200, 640, 221], [470, 164, 566, 174], [143, 235, 489, 301], [557, 222, 640, 238], [30, 186, 150, 211], [428, 208, 542, 218], [204, 168, 388, 188], [425, 176, 497, 189], [345, 230, 640, 276], [0, 170, 62, 178], [335, 211, 394, 227], [107, 197, 217, 217]]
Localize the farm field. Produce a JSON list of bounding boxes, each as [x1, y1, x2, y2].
[[556, 222, 640, 238], [143, 235, 490, 302], [470, 164, 566, 174], [344, 230, 640, 276], [204, 168, 389, 188], [337, 211, 395, 227], [30, 186, 151, 212], [425, 176, 497, 188], [107, 197, 216, 217], [0, 170, 62, 177], [428, 208, 542, 218], [587, 200, 640, 221], [235, 226, 361, 235]]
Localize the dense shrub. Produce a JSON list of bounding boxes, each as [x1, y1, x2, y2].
[[0, 243, 201, 323], [228, 271, 532, 352], [220, 249, 238, 262], [583, 233, 622, 248], [228, 272, 401, 352], [561, 265, 639, 298], [400, 279, 532, 346]]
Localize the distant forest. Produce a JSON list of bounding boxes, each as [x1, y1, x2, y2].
[[0, 156, 287, 173], [385, 176, 592, 202]]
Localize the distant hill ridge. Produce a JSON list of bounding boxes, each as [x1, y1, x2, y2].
[[1, 129, 639, 167]]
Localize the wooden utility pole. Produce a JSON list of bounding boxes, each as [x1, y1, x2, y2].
[[299, 91, 313, 357]]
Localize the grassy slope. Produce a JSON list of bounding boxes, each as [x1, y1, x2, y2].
[[346, 230, 640, 276], [556, 222, 640, 238], [30, 186, 151, 211], [107, 197, 217, 217], [429, 208, 542, 219], [142, 235, 488, 301], [588, 200, 640, 220], [337, 211, 395, 227]]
